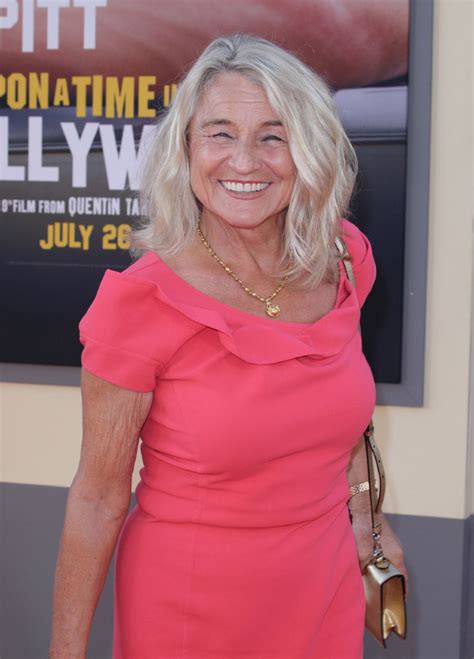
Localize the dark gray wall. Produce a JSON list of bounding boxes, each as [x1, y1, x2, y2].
[[461, 515, 474, 659], [1, 483, 472, 659]]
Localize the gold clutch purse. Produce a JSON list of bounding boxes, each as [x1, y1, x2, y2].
[[361, 421, 407, 647], [335, 234, 407, 648]]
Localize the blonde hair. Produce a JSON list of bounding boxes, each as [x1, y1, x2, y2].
[[131, 33, 358, 288]]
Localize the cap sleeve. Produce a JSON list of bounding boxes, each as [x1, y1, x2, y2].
[[340, 218, 377, 308], [78, 269, 164, 392]]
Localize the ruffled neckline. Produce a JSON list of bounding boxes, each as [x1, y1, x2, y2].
[[127, 251, 361, 364]]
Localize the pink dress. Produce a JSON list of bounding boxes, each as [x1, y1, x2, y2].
[[79, 218, 376, 659]]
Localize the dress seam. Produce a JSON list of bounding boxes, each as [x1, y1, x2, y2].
[[179, 472, 205, 659], [171, 379, 205, 659]]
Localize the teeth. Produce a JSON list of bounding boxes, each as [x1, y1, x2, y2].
[[221, 181, 270, 193]]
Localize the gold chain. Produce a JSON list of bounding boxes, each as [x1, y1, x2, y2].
[[196, 219, 289, 318]]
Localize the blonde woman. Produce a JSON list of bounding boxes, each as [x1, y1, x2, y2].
[[50, 34, 407, 659]]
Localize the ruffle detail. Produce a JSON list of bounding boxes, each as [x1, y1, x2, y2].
[[121, 252, 362, 366]]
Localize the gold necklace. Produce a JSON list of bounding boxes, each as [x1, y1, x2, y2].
[[197, 220, 289, 318]]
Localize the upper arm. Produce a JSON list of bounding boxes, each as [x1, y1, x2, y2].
[[74, 267, 166, 508], [73, 368, 152, 509]]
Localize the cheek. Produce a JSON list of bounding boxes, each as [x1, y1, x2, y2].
[[283, 159, 297, 184], [190, 147, 223, 188], [189, 153, 211, 201], [269, 150, 297, 185], [189, 164, 202, 200], [276, 165, 296, 198]]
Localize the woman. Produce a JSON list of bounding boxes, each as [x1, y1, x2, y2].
[[50, 34, 408, 659]]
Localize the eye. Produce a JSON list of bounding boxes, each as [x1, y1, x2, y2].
[[211, 132, 233, 139], [262, 134, 284, 142]]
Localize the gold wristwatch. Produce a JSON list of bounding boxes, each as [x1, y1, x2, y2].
[[349, 480, 370, 498]]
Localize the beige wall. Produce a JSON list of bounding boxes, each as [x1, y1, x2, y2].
[[1, 0, 473, 520], [374, 0, 473, 519], [469, 197, 474, 517]]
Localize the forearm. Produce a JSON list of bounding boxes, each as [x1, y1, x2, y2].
[[49, 483, 129, 659]]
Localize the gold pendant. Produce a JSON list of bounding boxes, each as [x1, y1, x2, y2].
[[265, 301, 281, 318]]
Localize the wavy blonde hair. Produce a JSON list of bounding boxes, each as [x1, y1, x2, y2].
[[131, 33, 358, 288]]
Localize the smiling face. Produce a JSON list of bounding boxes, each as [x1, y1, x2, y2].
[[187, 72, 297, 230]]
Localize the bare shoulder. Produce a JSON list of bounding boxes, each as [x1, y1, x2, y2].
[[157, 240, 231, 296], [158, 240, 214, 278]]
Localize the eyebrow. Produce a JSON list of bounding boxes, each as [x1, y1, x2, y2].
[[199, 118, 284, 129]]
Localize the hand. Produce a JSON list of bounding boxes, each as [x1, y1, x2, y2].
[[349, 510, 409, 598]]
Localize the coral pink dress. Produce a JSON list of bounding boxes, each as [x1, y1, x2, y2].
[[79, 218, 376, 659]]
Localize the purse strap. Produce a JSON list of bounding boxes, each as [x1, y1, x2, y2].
[[334, 234, 388, 566]]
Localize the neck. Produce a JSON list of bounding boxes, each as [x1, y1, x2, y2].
[[198, 210, 286, 277]]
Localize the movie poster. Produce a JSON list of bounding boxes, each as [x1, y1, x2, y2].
[[0, 0, 409, 382]]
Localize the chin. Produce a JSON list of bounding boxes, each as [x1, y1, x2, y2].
[[212, 208, 281, 227]]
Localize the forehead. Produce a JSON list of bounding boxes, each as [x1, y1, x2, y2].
[[192, 72, 281, 124]]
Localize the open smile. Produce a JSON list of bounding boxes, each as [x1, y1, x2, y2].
[[219, 180, 272, 195]]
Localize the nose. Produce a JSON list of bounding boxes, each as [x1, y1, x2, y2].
[[227, 137, 259, 173]]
